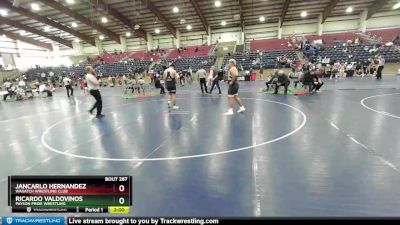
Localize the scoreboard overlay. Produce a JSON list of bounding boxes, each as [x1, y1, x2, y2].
[[8, 176, 132, 213]]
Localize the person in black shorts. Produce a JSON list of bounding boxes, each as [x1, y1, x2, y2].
[[154, 75, 165, 94], [209, 66, 221, 94], [179, 71, 185, 86], [311, 73, 324, 93], [163, 64, 179, 110], [225, 59, 245, 115], [274, 70, 290, 95]]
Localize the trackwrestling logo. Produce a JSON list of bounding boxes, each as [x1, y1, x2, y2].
[[1, 217, 64, 225]]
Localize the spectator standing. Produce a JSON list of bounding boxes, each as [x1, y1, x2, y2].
[[86, 66, 104, 118], [197, 67, 208, 94], [63, 76, 74, 97], [377, 55, 385, 80], [209, 67, 221, 94]]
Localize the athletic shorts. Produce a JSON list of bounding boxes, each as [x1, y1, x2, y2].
[[166, 83, 176, 94], [228, 82, 239, 96]]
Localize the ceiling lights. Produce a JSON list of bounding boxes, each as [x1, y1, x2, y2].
[[155, 28, 160, 34], [44, 26, 51, 32], [126, 32, 131, 37], [66, 0, 75, 4], [221, 21, 226, 26], [74, 38, 80, 43], [186, 25, 192, 30], [2, 34, 6, 39], [393, 2, 400, 9], [71, 22, 78, 28], [19, 30, 27, 36], [99, 35, 104, 40], [0, 9, 8, 17], [259, 16, 265, 22], [31, 3, 40, 11], [346, 7, 353, 13], [301, 11, 307, 18], [215, 1, 221, 7], [101, 17, 108, 23], [173, 6, 179, 13]]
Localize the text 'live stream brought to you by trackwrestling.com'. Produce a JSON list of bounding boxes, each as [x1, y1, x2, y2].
[[1, 217, 222, 225]]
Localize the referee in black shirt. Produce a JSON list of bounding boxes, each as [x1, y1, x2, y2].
[[209, 66, 221, 94]]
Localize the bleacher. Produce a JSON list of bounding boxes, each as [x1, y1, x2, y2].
[[223, 49, 298, 70], [168, 45, 214, 59], [363, 28, 400, 43], [250, 39, 293, 52], [90, 52, 130, 64], [317, 45, 400, 63], [173, 56, 215, 72], [96, 60, 152, 76], [305, 29, 400, 47], [305, 32, 358, 46], [24, 60, 152, 80], [24, 65, 86, 81], [128, 50, 164, 61], [90, 49, 165, 64]]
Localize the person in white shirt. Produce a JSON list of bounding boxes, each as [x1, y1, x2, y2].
[[209, 66, 221, 94], [39, 83, 53, 97], [108, 76, 113, 87], [129, 77, 138, 94], [207, 67, 214, 87], [62, 76, 73, 97], [122, 75, 127, 86], [377, 55, 385, 80], [3, 80, 14, 101], [138, 77, 145, 94], [4, 80, 11, 89], [197, 67, 208, 94], [86, 66, 104, 118], [18, 79, 26, 88], [346, 63, 353, 71], [187, 67, 193, 82]]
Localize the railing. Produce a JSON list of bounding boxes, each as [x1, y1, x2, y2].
[[208, 45, 217, 56], [0, 70, 22, 87], [357, 32, 383, 45]]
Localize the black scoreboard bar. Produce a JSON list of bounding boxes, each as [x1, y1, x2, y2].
[[8, 176, 132, 214]]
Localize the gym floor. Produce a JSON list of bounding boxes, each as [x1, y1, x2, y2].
[[1, 76, 400, 217]]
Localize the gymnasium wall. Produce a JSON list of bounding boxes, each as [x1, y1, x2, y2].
[[323, 15, 360, 33], [0, 37, 18, 54], [1, 11, 399, 69], [0, 37, 17, 69], [152, 34, 174, 49], [102, 40, 124, 52], [0, 36, 73, 70], [126, 38, 147, 51], [367, 11, 400, 30], [180, 31, 208, 47], [282, 18, 319, 36], [211, 27, 242, 44], [81, 44, 98, 55], [245, 23, 279, 41]]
